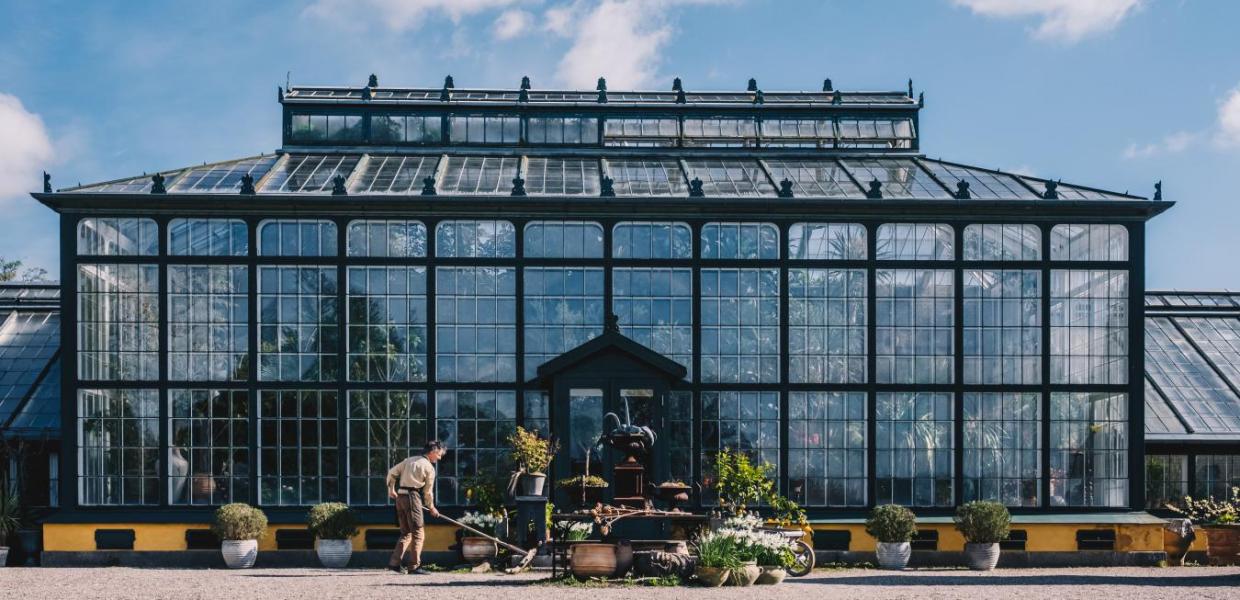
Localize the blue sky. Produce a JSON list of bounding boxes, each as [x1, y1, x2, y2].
[[0, 0, 1236, 289]]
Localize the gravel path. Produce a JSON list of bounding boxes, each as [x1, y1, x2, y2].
[[3, 566, 1239, 600]]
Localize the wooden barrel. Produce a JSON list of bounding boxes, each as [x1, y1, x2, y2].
[[570, 543, 617, 579]]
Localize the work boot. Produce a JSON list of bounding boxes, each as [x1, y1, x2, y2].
[[407, 566, 429, 575], [387, 565, 408, 575]]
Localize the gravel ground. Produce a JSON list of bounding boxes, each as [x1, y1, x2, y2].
[[2, 566, 1239, 600]]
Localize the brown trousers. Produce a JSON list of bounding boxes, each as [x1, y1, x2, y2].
[[389, 492, 425, 568]]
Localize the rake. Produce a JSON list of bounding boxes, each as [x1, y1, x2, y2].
[[432, 510, 541, 574]]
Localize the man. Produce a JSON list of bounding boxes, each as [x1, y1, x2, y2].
[[386, 440, 447, 574]]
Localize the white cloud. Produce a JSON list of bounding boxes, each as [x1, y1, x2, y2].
[[1215, 86, 1240, 148], [1123, 130, 1198, 159], [953, 0, 1141, 42], [0, 93, 54, 202], [542, 4, 578, 36], [492, 9, 533, 40], [304, 0, 522, 31]]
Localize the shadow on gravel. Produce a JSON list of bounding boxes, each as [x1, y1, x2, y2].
[[804, 573, 1240, 588], [380, 580, 534, 588]]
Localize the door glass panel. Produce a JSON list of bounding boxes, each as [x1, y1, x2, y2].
[[569, 388, 604, 476], [618, 389, 655, 430]]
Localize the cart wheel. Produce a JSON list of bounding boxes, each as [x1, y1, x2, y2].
[[787, 540, 814, 577]]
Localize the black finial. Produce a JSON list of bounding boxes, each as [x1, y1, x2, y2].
[[823, 78, 833, 92], [520, 75, 531, 90], [955, 180, 971, 199], [908, 78, 914, 98], [600, 175, 615, 197], [421, 176, 437, 196], [151, 173, 166, 194], [596, 77, 607, 91], [676, 88, 686, 104], [519, 88, 529, 103], [439, 87, 451, 101], [832, 90, 842, 105], [362, 86, 372, 101], [753, 90, 764, 104], [368, 73, 378, 87], [444, 75, 455, 89], [511, 176, 527, 196], [1154, 180, 1163, 201], [746, 78, 758, 92], [43, 171, 51, 193], [672, 77, 683, 91], [918, 92, 924, 107], [1042, 180, 1059, 200], [777, 178, 794, 198], [865, 179, 883, 199], [332, 174, 347, 196], [689, 177, 705, 197], [604, 312, 621, 333], [240, 173, 256, 195]]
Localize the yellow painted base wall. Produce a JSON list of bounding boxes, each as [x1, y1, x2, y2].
[[44, 523, 457, 553], [809, 522, 1165, 552]]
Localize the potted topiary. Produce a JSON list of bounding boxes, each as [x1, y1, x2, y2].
[[865, 504, 917, 570], [507, 426, 557, 496], [307, 502, 359, 568], [557, 475, 607, 509], [0, 488, 18, 567], [693, 530, 741, 587], [954, 501, 1010, 570], [212, 503, 267, 569]]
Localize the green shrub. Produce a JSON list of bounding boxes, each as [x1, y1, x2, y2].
[[463, 474, 507, 517], [508, 426, 557, 475], [865, 504, 917, 543], [693, 530, 743, 570], [307, 502, 359, 540], [953, 501, 1011, 544], [557, 475, 607, 488], [713, 449, 774, 516], [212, 503, 267, 541]]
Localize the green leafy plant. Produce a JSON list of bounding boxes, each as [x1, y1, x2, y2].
[[463, 474, 507, 517], [865, 504, 917, 544], [306, 502, 359, 540], [953, 501, 1011, 544], [557, 520, 595, 541], [508, 426, 557, 475], [767, 492, 808, 528], [693, 530, 744, 570], [0, 487, 20, 543], [557, 475, 607, 488], [1167, 487, 1240, 525], [212, 503, 268, 541], [712, 449, 774, 516]]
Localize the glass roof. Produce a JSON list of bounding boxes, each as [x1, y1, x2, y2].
[[840, 158, 952, 198], [70, 171, 176, 194], [0, 285, 59, 302], [919, 159, 1038, 200], [351, 155, 440, 194], [7, 357, 60, 434], [1147, 293, 1240, 308], [524, 158, 600, 196], [438, 156, 519, 195], [763, 159, 864, 198], [168, 155, 278, 194], [1145, 317, 1240, 434], [286, 86, 914, 106], [0, 311, 59, 427], [1176, 317, 1240, 389], [1146, 378, 1189, 435], [682, 159, 775, 197], [1018, 176, 1140, 201], [260, 154, 361, 193], [605, 159, 687, 196]]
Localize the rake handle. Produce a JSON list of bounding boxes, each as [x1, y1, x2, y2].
[[432, 510, 531, 556]]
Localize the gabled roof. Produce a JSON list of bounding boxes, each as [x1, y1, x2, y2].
[[536, 328, 688, 383], [0, 283, 61, 440], [1145, 291, 1240, 443]]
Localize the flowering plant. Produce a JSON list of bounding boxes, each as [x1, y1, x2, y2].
[[556, 520, 595, 541], [698, 525, 792, 567], [1167, 487, 1240, 525], [458, 510, 504, 536], [722, 513, 764, 530]]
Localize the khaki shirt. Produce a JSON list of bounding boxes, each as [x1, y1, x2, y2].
[[386, 455, 436, 508]]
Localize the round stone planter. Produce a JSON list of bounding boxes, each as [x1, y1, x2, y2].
[[963, 542, 1000, 571], [755, 566, 786, 585], [728, 561, 761, 586], [0, 546, 9, 567], [570, 543, 617, 579], [221, 539, 258, 569], [875, 541, 911, 570], [461, 536, 498, 565], [316, 538, 353, 568], [694, 566, 730, 587]]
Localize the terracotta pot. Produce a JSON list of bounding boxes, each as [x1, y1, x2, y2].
[[875, 541, 911, 570], [963, 542, 1000, 571], [221, 539, 258, 569], [461, 536, 498, 565], [695, 566, 730, 587], [570, 543, 617, 579], [316, 538, 353, 568], [728, 561, 761, 586], [614, 540, 634, 577], [1204, 525, 1240, 565], [755, 566, 786, 585]]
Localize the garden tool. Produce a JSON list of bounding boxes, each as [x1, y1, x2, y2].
[[432, 510, 540, 573]]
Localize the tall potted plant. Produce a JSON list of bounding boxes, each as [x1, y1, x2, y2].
[[307, 502, 358, 568], [212, 503, 267, 569], [0, 488, 19, 567], [954, 501, 1010, 570], [713, 449, 774, 516], [507, 426, 556, 496], [865, 504, 916, 570]]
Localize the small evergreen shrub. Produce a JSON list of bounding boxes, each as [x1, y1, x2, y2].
[[953, 501, 1011, 544], [865, 504, 917, 543], [557, 475, 607, 488], [307, 502, 359, 540], [212, 503, 267, 541], [508, 426, 557, 475]]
